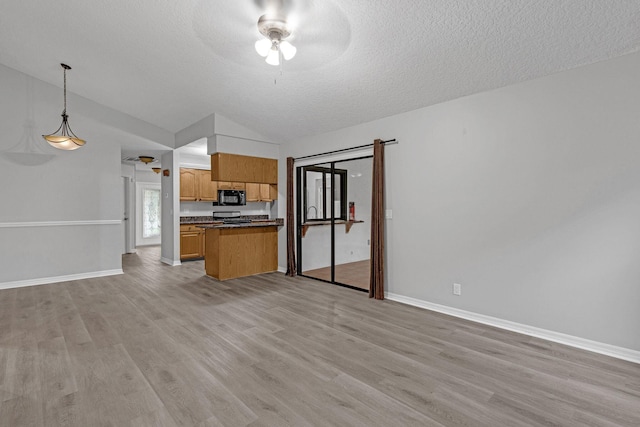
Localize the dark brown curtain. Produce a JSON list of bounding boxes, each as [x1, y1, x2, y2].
[[286, 157, 297, 276], [369, 139, 385, 299]]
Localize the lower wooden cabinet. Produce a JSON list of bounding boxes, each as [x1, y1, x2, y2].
[[180, 224, 205, 260], [204, 226, 278, 280]]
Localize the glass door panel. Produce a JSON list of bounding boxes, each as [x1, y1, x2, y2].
[[300, 163, 333, 282], [333, 157, 372, 290]]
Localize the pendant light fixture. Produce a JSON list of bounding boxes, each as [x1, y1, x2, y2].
[[255, 14, 296, 66], [138, 155, 154, 164], [42, 63, 86, 150]]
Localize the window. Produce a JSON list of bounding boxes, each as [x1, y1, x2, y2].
[[142, 187, 161, 238], [303, 166, 347, 222]]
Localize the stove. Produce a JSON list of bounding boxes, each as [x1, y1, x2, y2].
[[222, 218, 252, 224], [213, 210, 252, 224]]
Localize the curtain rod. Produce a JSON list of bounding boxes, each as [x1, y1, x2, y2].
[[294, 139, 397, 161]]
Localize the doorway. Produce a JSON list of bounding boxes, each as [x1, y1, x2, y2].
[[297, 156, 372, 291], [122, 176, 135, 254]]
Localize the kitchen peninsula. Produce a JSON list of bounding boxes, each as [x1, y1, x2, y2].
[[179, 152, 281, 280], [196, 218, 283, 281]]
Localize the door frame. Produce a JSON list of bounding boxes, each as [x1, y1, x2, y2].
[[296, 154, 373, 292]]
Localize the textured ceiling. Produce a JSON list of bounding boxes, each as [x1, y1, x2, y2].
[[1, 0, 640, 144]]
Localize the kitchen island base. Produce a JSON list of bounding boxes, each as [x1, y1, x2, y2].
[[204, 226, 278, 280]]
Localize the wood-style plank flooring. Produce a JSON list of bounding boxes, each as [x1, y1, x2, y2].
[[1, 246, 639, 426], [303, 259, 370, 290]]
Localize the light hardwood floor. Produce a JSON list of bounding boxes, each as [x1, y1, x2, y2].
[[303, 259, 371, 290], [1, 246, 639, 426]]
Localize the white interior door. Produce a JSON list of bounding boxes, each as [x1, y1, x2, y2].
[[122, 176, 135, 254]]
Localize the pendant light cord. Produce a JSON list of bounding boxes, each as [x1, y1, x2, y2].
[[63, 66, 67, 115]]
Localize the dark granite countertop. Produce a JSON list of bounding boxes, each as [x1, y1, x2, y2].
[[180, 215, 268, 224], [197, 218, 284, 229]]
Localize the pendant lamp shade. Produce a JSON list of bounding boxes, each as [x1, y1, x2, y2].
[[43, 64, 86, 150]]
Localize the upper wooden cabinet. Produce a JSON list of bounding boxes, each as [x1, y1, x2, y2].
[[262, 158, 278, 184], [246, 183, 277, 202], [197, 169, 217, 201], [180, 168, 217, 202], [180, 168, 197, 201], [217, 181, 246, 191], [211, 153, 277, 184]]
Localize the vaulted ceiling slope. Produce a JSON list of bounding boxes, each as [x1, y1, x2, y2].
[[1, 0, 639, 143]]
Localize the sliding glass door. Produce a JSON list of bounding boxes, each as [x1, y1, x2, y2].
[[297, 156, 372, 291], [299, 162, 333, 283], [333, 157, 372, 290]]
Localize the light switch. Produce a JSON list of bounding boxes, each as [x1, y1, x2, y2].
[[385, 209, 392, 219]]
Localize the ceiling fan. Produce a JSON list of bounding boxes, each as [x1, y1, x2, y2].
[[254, 1, 298, 66], [192, 0, 350, 71]]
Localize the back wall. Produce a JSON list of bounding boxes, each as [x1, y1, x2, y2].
[[282, 51, 640, 355]]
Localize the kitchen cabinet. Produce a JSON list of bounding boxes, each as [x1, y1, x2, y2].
[[180, 168, 217, 201], [262, 158, 278, 184], [246, 183, 277, 202], [197, 169, 217, 201], [217, 181, 246, 191], [204, 226, 278, 280], [211, 153, 277, 184], [180, 224, 205, 259], [180, 168, 197, 201]]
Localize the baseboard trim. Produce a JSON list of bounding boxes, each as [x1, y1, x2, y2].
[[277, 266, 286, 274], [0, 269, 124, 290], [161, 257, 181, 267], [385, 292, 640, 365]]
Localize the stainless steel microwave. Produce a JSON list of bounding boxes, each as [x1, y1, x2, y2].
[[215, 190, 246, 206]]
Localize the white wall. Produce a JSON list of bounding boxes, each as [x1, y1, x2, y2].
[[0, 66, 123, 286], [160, 151, 180, 265], [282, 52, 640, 354], [136, 169, 162, 184]]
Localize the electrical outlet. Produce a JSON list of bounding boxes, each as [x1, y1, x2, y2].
[[453, 283, 462, 296]]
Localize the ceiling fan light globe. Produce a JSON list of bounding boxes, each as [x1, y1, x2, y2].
[[265, 49, 280, 66], [255, 39, 271, 57], [279, 41, 296, 60]]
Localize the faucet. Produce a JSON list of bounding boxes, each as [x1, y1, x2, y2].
[[307, 206, 317, 219]]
